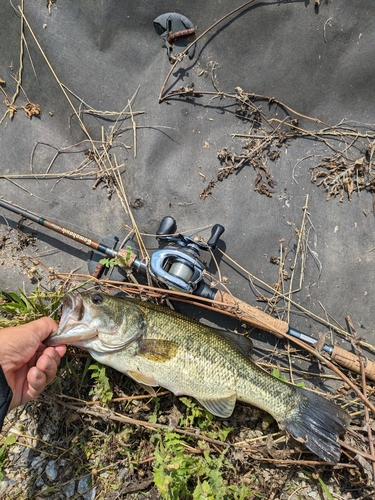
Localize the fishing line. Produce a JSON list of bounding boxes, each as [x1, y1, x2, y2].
[[49, 303, 62, 319]]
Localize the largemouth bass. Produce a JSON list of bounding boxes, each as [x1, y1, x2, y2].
[[46, 292, 350, 462]]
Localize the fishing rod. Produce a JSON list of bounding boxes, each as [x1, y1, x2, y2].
[[1, 198, 375, 381]]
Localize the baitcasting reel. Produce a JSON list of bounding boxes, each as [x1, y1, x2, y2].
[[87, 216, 225, 296], [149, 216, 225, 294]]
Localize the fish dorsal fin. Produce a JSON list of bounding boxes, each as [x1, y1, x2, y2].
[[219, 330, 253, 359], [197, 393, 237, 418], [137, 339, 179, 362]]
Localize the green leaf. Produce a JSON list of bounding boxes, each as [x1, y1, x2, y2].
[[1, 434, 17, 447], [153, 466, 169, 494], [5, 292, 24, 305], [317, 476, 334, 500], [99, 258, 116, 268], [148, 413, 157, 424], [193, 479, 214, 499], [271, 368, 287, 382]]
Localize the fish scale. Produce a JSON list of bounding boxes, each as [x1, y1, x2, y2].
[[131, 300, 301, 421], [115, 302, 239, 408], [46, 291, 351, 463]]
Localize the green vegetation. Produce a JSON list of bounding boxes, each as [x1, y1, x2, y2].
[[99, 246, 134, 269], [0, 288, 365, 499], [99, 257, 117, 269], [152, 431, 256, 500], [179, 397, 233, 441], [0, 435, 17, 481], [88, 363, 114, 405], [0, 287, 63, 326], [272, 367, 305, 388]]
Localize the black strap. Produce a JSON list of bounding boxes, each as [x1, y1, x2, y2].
[[0, 365, 13, 430]]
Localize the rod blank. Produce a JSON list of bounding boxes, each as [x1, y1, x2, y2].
[[0, 199, 117, 258]]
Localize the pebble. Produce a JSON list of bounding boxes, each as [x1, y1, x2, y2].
[[62, 481, 76, 498], [307, 492, 319, 499], [77, 474, 92, 494], [17, 447, 34, 467], [118, 468, 128, 480], [45, 460, 58, 481], [9, 444, 22, 455], [77, 474, 96, 500], [31, 456, 45, 469], [0, 478, 9, 496], [83, 487, 97, 500], [35, 476, 44, 488]]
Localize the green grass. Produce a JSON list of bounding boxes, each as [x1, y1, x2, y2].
[[0, 287, 64, 326]]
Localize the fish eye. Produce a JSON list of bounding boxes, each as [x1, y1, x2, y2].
[[91, 294, 103, 305]]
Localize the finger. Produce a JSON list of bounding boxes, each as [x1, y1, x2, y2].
[[26, 346, 65, 399], [27, 366, 48, 399], [41, 345, 66, 363], [54, 344, 67, 358], [23, 317, 59, 343], [35, 343, 67, 357], [36, 348, 63, 386]]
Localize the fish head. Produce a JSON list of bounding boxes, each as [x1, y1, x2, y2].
[[46, 292, 146, 353]]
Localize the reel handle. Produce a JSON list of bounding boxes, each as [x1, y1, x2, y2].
[[155, 216, 225, 253], [207, 224, 225, 249]]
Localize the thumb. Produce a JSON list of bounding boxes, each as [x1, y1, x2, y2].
[[19, 317, 59, 343]]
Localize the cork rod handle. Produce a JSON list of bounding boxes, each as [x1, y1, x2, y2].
[[331, 346, 375, 382], [214, 290, 289, 337]]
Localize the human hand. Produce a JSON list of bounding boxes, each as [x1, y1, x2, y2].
[[0, 318, 66, 411]]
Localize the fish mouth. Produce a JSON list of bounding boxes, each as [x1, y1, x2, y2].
[[46, 292, 98, 346]]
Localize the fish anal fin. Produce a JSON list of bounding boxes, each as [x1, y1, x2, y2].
[[197, 393, 237, 418], [137, 339, 178, 362]]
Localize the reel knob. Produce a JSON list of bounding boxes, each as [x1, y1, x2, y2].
[[156, 216, 177, 236]]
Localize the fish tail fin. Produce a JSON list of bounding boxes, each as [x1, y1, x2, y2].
[[280, 388, 350, 463]]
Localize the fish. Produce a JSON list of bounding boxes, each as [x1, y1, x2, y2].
[[46, 291, 350, 462]]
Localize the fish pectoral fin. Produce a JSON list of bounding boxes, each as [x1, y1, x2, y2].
[[197, 393, 237, 418], [137, 339, 178, 362], [128, 370, 159, 388]]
